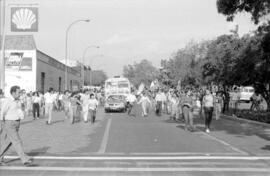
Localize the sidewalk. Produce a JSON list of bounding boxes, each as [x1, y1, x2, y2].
[[7, 109, 107, 156], [192, 114, 270, 156]]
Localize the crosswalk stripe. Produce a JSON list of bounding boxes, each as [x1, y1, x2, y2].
[[4, 156, 270, 160], [0, 166, 269, 172]]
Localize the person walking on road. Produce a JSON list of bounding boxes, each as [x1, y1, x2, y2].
[[62, 90, 70, 119], [214, 92, 223, 120], [170, 92, 179, 121], [0, 86, 34, 166], [137, 92, 151, 117], [81, 90, 90, 123], [202, 89, 214, 133], [32, 92, 41, 120], [181, 90, 195, 132], [44, 88, 56, 125], [126, 92, 137, 116], [88, 93, 99, 124], [69, 92, 81, 124], [155, 89, 163, 116]]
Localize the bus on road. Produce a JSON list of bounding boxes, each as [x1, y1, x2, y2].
[[104, 76, 131, 98]]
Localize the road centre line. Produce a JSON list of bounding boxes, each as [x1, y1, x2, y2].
[[98, 118, 112, 154], [0, 166, 270, 172], [5, 156, 270, 160]]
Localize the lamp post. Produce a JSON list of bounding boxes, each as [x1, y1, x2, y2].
[[65, 19, 90, 90], [81, 45, 99, 87], [0, 0, 6, 91]]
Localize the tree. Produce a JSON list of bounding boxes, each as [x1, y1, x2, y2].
[[91, 70, 108, 86], [162, 40, 209, 87], [216, 0, 270, 110], [217, 0, 270, 24], [123, 59, 159, 87]]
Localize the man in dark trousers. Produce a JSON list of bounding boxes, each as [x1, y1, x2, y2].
[[0, 86, 34, 166]]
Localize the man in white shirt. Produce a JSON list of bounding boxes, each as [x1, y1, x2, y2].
[[155, 90, 163, 116], [81, 90, 90, 123], [88, 93, 99, 124], [0, 86, 34, 166], [126, 92, 137, 116], [44, 88, 56, 125]]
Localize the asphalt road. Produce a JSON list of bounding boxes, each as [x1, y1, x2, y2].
[[1, 105, 270, 176]]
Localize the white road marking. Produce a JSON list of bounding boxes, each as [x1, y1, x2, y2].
[[4, 156, 270, 160], [0, 166, 269, 172], [97, 118, 112, 154], [130, 152, 240, 155], [198, 132, 248, 155]]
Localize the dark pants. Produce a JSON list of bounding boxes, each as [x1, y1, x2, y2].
[[0, 120, 31, 163], [127, 102, 133, 115], [222, 101, 229, 113], [204, 107, 213, 129], [89, 110, 96, 123], [156, 101, 162, 116], [32, 103, 40, 118]]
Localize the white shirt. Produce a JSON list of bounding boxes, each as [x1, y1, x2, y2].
[[33, 96, 41, 104], [44, 92, 56, 104], [88, 99, 99, 110], [126, 94, 137, 103], [0, 97, 25, 120], [155, 93, 163, 102], [203, 94, 214, 107], [81, 94, 90, 105]]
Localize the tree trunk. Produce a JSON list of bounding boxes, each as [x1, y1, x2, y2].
[[267, 97, 270, 112]]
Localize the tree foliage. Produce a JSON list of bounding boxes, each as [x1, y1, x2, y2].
[[123, 59, 159, 87], [161, 40, 209, 87], [91, 70, 108, 86], [216, 0, 270, 110], [217, 0, 270, 24]]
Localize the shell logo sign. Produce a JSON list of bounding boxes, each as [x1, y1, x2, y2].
[[11, 7, 38, 32]]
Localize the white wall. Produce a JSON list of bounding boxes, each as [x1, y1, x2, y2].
[[4, 50, 36, 95]]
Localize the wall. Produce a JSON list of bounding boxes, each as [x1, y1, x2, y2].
[[36, 51, 81, 92], [4, 49, 36, 94]]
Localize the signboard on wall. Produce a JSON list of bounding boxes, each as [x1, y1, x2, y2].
[[5, 52, 32, 71], [11, 7, 38, 32]]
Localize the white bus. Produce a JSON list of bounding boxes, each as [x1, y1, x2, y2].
[[104, 77, 131, 98]]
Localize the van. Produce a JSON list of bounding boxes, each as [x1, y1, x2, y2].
[[239, 86, 254, 103]]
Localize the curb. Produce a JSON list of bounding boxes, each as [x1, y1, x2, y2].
[[221, 114, 270, 128]]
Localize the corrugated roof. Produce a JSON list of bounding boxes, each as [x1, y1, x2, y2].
[[0, 35, 36, 50]]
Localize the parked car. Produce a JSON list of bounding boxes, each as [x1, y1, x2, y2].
[[239, 86, 254, 103], [104, 95, 127, 112]]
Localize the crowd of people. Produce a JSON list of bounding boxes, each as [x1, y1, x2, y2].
[[0, 87, 103, 126], [0, 83, 265, 167], [126, 84, 257, 133], [0, 86, 104, 166]]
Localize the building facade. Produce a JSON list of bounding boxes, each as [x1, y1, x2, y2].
[[1, 35, 83, 94]]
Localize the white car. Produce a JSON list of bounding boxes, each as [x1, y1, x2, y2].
[[239, 86, 254, 103]]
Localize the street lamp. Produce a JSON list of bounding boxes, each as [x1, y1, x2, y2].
[[0, 0, 6, 91], [81, 45, 99, 87], [65, 19, 90, 90]]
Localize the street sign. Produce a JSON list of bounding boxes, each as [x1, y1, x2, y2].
[[11, 7, 38, 32]]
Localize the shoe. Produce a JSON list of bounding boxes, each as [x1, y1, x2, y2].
[[206, 128, 210, 133], [23, 159, 34, 167], [46, 121, 51, 125]]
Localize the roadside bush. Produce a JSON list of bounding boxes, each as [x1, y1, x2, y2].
[[234, 110, 270, 124]]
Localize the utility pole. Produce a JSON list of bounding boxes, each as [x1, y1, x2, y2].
[[0, 0, 6, 92]]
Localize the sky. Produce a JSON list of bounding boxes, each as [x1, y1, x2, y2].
[[4, 0, 257, 76]]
